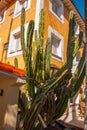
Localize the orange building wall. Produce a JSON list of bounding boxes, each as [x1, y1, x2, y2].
[[44, 0, 69, 68], [0, 0, 70, 70], [0, 0, 37, 69]]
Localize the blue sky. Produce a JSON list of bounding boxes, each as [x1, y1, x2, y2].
[[73, 0, 85, 19]]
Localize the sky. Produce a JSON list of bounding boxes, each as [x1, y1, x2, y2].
[[73, 0, 85, 19]]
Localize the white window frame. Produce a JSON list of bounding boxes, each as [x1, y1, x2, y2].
[[7, 24, 28, 57], [0, 9, 6, 24], [34, 0, 44, 31], [49, 0, 64, 24], [74, 22, 80, 35], [14, 0, 31, 18], [48, 26, 64, 62]]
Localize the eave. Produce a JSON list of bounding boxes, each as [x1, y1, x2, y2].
[[62, 0, 85, 30], [0, 0, 15, 11], [0, 62, 26, 79]]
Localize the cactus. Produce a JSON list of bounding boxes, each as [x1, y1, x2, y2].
[[19, 8, 85, 130], [14, 58, 18, 68], [44, 38, 51, 80], [35, 9, 44, 82], [21, 8, 35, 98]]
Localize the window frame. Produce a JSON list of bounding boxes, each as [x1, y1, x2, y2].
[[74, 21, 80, 35], [10, 32, 21, 53], [48, 26, 64, 62], [14, 0, 31, 18], [0, 8, 6, 24], [7, 23, 28, 57], [4, 43, 9, 50], [49, 0, 64, 24], [51, 34, 62, 60]]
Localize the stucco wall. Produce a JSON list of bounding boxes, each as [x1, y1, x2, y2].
[[44, 0, 69, 68], [0, 74, 19, 130], [0, 0, 70, 70], [0, 0, 36, 69]]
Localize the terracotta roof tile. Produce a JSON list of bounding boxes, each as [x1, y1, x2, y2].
[[0, 62, 25, 77]]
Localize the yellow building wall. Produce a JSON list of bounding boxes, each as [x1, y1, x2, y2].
[[0, 0, 36, 69], [44, 0, 69, 68], [0, 0, 70, 70]]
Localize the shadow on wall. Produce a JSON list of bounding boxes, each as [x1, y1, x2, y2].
[[4, 104, 18, 130]]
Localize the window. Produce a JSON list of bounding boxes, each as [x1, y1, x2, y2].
[[48, 26, 64, 61], [9, 32, 21, 54], [4, 43, 9, 50], [0, 9, 6, 24], [51, 33, 63, 61], [49, 0, 64, 23], [14, 0, 31, 17], [8, 24, 28, 57], [8, 28, 22, 57]]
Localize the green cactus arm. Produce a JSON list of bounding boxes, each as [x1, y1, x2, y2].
[[73, 31, 83, 57], [67, 11, 75, 69], [23, 94, 46, 130], [39, 9, 44, 45], [25, 20, 35, 99], [45, 91, 55, 122], [21, 8, 25, 60], [44, 38, 51, 80], [54, 96, 68, 119], [21, 8, 35, 98], [32, 31, 39, 75], [26, 20, 34, 49], [34, 9, 44, 82], [25, 20, 34, 77], [35, 45, 43, 82], [67, 47, 85, 98], [44, 63, 67, 89], [44, 70, 71, 94], [78, 47, 85, 76], [69, 66, 85, 98]]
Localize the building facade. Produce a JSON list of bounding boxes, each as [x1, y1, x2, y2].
[[0, 0, 85, 130]]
